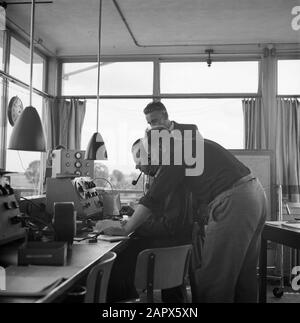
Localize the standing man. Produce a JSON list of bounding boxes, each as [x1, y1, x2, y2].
[[96, 102, 267, 303], [143, 101, 198, 135]]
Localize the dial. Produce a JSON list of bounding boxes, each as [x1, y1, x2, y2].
[[8, 96, 24, 126], [75, 152, 82, 159], [75, 161, 82, 168]]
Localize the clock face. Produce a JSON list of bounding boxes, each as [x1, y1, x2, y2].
[[8, 96, 24, 126]]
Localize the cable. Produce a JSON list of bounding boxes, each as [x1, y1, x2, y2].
[[17, 151, 26, 172], [20, 196, 44, 212], [19, 196, 54, 230], [92, 177, 114, 191], [16, 152, 39, 193]]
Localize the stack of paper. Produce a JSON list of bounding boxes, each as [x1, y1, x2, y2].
[[0, 266, 70, 297], [97, 234, 129, 242]]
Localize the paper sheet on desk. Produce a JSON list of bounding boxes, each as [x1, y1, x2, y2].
[[0, 265, 76, 297], [98, 234, 129, 242], [266, 221, 300, 229], [265, 221, 285, 226]]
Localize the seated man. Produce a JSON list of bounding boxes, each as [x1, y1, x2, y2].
[[100, 137, 193, 303]]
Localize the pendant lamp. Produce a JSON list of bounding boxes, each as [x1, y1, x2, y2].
[[85, 0, 107, 160], [8, 0, 46, 152]]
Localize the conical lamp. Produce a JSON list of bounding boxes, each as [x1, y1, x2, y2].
[[84, 0, 107, 160], [85, 132, 107, 160], [8, 106, 46, 152], [8, 0, 46, 152]]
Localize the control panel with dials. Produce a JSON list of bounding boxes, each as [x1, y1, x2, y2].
[[0, 184, 26, 246], [51, 149, 94, 178], [46, 177, 102, 219]]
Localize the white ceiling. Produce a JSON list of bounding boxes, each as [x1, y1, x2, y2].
[[4, 0, 300, 57]]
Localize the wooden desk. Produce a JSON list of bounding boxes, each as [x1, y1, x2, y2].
[[0, 239, 129, 303], [259, 222, 300, 303]]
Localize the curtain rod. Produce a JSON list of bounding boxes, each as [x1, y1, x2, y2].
[[0, 70, 54, 99], [59, 93, 260, 100], [277, 95, 300, 98]]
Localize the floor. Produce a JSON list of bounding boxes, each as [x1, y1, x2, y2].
[[152, 284, 300, 303], [267, 285, 300, 303]]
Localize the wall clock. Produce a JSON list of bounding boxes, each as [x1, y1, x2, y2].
[[8, 96, 23, 126]]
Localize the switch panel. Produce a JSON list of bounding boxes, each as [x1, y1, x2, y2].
[[51, 149, 94, 178], [0, 184, 26, 246]]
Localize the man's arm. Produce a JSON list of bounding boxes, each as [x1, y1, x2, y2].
[[95, 204, 152, 236], [123, 204, 152, 234]]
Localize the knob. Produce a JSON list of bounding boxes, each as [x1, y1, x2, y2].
[[11, 201, 19, 209], [0, 186, 8, 195], [75, 161, 82, 168], [4, 202, 12, 209], [5, 185, 14, 195]]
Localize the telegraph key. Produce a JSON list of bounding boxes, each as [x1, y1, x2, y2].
[[0, 184, 26, 246]]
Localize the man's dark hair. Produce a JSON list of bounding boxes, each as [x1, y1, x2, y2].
[[143, 101, 168, 118]]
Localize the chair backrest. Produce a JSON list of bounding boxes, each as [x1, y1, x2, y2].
[[134, 244, 192, 302], [85, 251, 117, 303]]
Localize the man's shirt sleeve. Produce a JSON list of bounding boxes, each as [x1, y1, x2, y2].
[[139, 165, 185, 214]]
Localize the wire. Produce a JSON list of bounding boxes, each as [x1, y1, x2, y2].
[[92, 177, 114, 190], [19, 196, 54, 230], [17, 151, 26, 172], [20, 196, 43, 211]]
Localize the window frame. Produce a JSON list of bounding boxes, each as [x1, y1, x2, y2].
[[277, 57, 300, 97], [0, 29, 50, 196], [59, 56, 260, 100]]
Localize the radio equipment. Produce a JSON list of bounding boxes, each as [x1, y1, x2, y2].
[[46, 177, 102, 220], [0, 184, 26, 246], [51, 149, 94, 178]]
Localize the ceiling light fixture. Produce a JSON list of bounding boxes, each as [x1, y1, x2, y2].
[[85, 0, 108, 160], [205, 49, 214, 67], [8, 0, 46, 152]]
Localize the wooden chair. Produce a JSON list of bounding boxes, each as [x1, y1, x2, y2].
[[134, 244, 192, 303], [85, 251, 117, 303]]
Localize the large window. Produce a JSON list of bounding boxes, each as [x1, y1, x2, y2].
[[9, 37, 45, 91], [65, 60, 259, 194], [62, 62, 153, 95], [82, 99, 149, 192], [160, 61, 259, 94], [278, 60, 300, 95], [163, 99, 244, 149], [4, 37, 46, 196]]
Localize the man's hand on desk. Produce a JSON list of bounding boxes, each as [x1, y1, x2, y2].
[[95, 219, 127, 236]]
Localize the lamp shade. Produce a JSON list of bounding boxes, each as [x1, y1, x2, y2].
[[84, 132, 108, 160], [8, 105, 46, 152]]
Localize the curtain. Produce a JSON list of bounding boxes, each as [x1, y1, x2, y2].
[[242, 98, 267, 149], [44, 98, 86, 150], [276, 98, 300, 202]]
